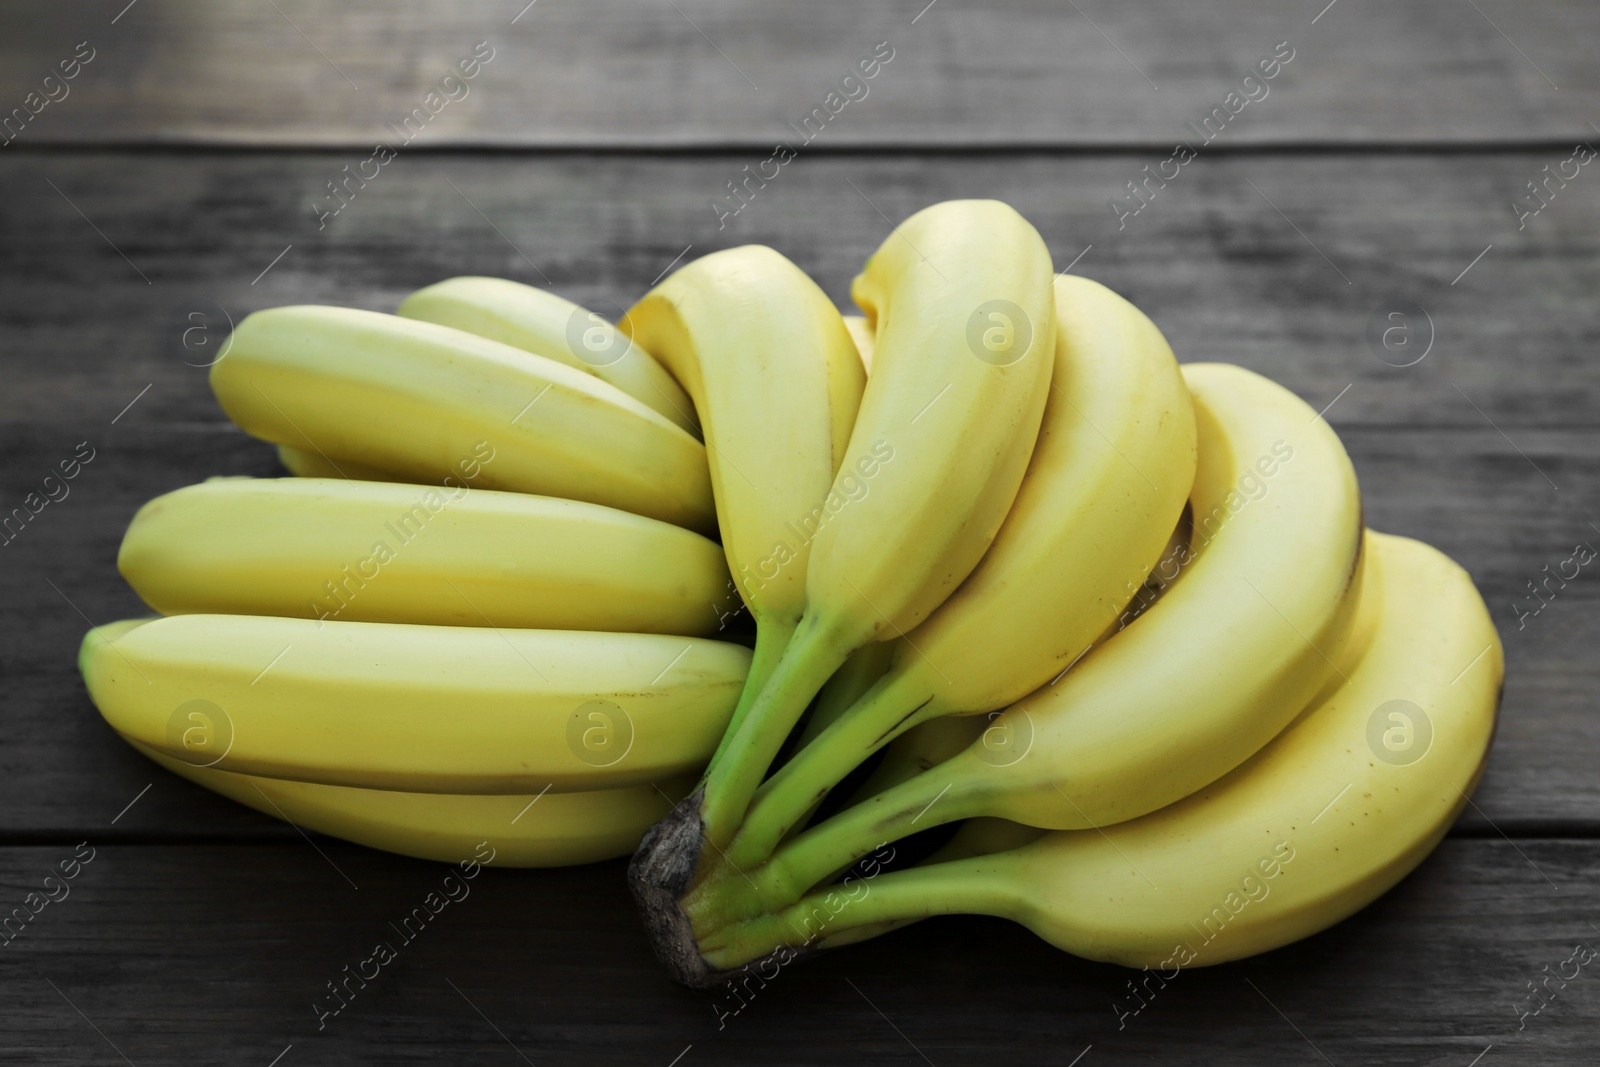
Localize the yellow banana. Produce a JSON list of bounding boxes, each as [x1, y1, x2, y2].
[[681, 199, 1057, 852], [211, 306, 715, 531], [842, 314, 874, 372], [80, 615, 750, 793], [733, 273, 1197, 863], [135, 740, 691, 868], [118, 477, 734, 635], [622, 246, 865, 764], [398, 276, 699, 435]]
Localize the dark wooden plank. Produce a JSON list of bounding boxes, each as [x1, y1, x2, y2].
[[0, 839, 1592, 1064], [1, 151, 1596, 429], [0, 0, 1595, 147]]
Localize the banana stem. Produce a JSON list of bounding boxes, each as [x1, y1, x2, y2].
[[754, 763, 989, 904], [704, 617, 797, 776], [773, 642, 897, 846], [729, 672, 930, 868], [791, 641, 895, 751], [698, 852, 1013, 972], [698, 613, 853, 847]]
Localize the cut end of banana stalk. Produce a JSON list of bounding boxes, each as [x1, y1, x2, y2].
[[628, 786, 718, 986], [628, 785, 803, 989]]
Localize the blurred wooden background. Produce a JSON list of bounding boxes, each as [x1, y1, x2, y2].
[[1, 1, 1596, 1063]]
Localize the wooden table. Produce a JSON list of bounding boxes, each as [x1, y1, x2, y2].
[[2, 2, 1597, 1063]]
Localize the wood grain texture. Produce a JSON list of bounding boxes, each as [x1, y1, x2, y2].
[[1, 4, 1596, 1053], [1, 152, 1595, 429], [0, 0, 1595, 147], [0, 840, 1593, 1065]]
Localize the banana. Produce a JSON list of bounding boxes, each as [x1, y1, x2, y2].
[[275, 445, 405, 483], [803, 509, 1192, 821], [697, 531, 1501, 975], [681, 199, 1058, 850], [118, 477, 734, 635], [80, 614, 750, 793], [210, 306, 715, 532], [679, 362, 1365, 939], [398, 276, 699, 435], [134, 740, 691, 867], [621, 246, 866, 766], [842, 314, 874, 372], [732, 274, 1197, 864]]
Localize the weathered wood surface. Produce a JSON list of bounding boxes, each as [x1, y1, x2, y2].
[[0, 840, 1593, 1065], [0, 0, 1595, 147], [2, 152, 1595, 429], [2, 2, 1598, 1057]]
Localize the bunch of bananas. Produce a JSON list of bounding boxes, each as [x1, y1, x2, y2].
[[81, 279, 760, 866], [78, 199, 1502, 986]]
